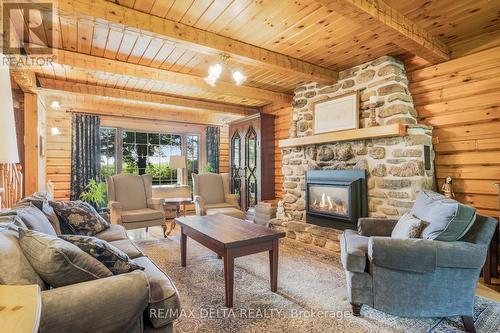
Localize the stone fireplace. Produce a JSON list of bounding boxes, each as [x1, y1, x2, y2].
[[270, 55, 435, 252]]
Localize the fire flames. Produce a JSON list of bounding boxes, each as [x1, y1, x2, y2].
[[311, 193, 348, 215]]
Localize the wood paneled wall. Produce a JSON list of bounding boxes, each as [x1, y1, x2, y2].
[[219, 125, 229, 173], [408, 45, 500, 217], [270, 107, 292, 199]]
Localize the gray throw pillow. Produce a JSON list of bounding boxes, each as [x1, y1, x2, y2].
[[17, 192, 61, 235], [411, 190, 476, 241], [18, 229, 112, 287], [60, 235, 144, 275], [391, 212, 425, 239], [49, 201, 110, 236], [14, 204, 58, 236]]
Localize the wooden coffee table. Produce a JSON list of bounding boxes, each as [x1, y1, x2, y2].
[[175, 214, 286, 307]]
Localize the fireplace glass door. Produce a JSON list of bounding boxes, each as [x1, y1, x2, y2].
[[308, 184, 350, 218]]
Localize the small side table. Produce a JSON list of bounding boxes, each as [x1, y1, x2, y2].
[[0, 284, 42, 333], [163, 197, 193, 236]]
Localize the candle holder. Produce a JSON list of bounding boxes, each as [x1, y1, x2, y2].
[[368, 96, 378, 127]]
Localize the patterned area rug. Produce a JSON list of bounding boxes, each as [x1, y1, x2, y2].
[[136, 236, 500, 333]]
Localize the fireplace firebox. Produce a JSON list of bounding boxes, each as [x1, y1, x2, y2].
[[306, 170, 367, 230]]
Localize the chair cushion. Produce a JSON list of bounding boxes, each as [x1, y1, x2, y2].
[[50, 201, 110, 236], [391, 212, 425, 239], [340, 229, 369, 273], [133, 257, 180, 328], [109, 239, 144, 259], [95, 224, 128, 242], [0, 220, 46, 289], [411, 190, 477, 241], [121, 208, 164, 223], [206, 207, 246, 220], [19, 229, 112, 287], [9, 204, 57, 236], [197, 173, 225, 205], [111, 174, 148, 211], [60, 235, 145, 275]]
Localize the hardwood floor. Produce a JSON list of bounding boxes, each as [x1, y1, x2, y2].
[[127, 223, 500, 302]]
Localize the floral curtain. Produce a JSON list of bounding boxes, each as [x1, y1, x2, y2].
[[70, 113, 100, 201], [206, 126, 220, 173]]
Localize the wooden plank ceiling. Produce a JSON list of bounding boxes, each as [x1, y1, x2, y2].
[[9, 0, 500, 119]]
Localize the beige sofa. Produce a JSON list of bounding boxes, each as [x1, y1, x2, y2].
[[192, 173, 245, 220], [0, 197, 181, 333], [106, 174, 166, 234]]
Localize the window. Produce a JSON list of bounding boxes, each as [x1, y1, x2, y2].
[[122, 131, 182, 185], [99, 127, 117, 182], [186, 134, 200, 187]]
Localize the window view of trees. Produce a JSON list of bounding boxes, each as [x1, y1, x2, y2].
[[122, 131, 182, 185], [99, 128, 199, 187]]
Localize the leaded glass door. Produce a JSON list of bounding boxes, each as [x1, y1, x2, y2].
[[245, 126, 258, 209], [230, 131, 242, 202]]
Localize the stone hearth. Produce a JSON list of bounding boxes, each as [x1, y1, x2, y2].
[[270, 55, 435, 252]]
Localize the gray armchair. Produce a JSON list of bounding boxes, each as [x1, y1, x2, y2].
[[106, 174, 166, 235], [341, 214, 497, 333], [192, 173, 245, 220]]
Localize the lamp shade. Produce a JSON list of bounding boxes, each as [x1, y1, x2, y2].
[[0, 54, 19, 163], [168, 155, 186, 169]]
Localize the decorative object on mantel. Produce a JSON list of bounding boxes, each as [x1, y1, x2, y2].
[[313, 91, 359, 135], [441, 176, 455, 198], [368, 95, 379, 127]]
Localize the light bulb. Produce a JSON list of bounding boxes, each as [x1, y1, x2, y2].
[[204, 63, 222, 86], [232, 70, 246, 86], [51, 100, 60, 109]]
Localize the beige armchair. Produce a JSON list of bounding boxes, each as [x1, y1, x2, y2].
[[192, 173, 245, 220], [106, 174, 167, 235]]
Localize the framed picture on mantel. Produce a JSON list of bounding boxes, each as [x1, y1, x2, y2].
[[313, 91, 359, 134]]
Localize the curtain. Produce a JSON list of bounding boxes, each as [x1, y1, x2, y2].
[[70, 113, 100, 201], [206, 126, 220, 173]]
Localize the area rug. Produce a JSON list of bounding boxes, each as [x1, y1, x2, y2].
[[136, 236, 500, 333]]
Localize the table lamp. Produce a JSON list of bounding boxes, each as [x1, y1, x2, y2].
[[0, 53, 20, 210], [169, 155, 186, 186]]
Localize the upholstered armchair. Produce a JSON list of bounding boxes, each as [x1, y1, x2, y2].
[[106, 174, 166, 235], [192, 173, 245, 220], [341, 204, 497, 333]]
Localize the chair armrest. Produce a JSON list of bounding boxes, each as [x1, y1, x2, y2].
[[148, 198, 165, 211], [225, 194, 240, 208], [108, 201, 123, 225], [193, 195, 206, 216], [40, 271, 149, 333], [358, 218, 398, 237], [368, 237, 487, 273]]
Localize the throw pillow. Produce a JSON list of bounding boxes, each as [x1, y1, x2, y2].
[[17, 192, 61, 235], [391, 212, 425, 239], [49, 201, 110, 236], [60, 235, 144, 275], [4, 204, 57, 236], [411, 190, 477, 241], [18, 229, 112, 287]]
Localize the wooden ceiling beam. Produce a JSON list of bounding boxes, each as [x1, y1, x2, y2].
[[10, 69, 37, 93], [43, 91, 242, 126], [38, 77, 257, 116], [56, 0, 338, 84], [316, 0, 450, 63], [26, 48, 291, 106]]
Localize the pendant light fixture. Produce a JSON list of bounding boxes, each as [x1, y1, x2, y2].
[[204, 53, 247, 87]]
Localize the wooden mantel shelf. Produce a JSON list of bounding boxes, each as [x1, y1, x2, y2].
[[278, 124, 407, 148]]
